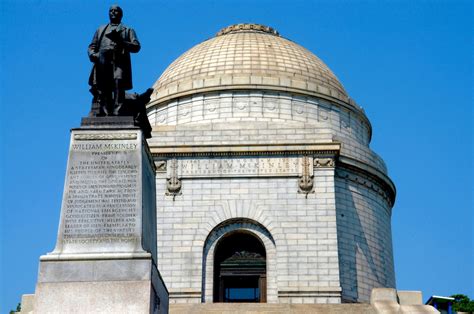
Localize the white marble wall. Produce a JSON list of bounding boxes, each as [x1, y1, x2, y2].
[[149, 91, 370, 145], [147, 91, 388, 175], [155, 169, 342, 304], [335, 169, 396, 302], [148, 90, 395, 304]]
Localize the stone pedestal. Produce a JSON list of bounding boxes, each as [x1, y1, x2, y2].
[[33, 125, 168, 313]]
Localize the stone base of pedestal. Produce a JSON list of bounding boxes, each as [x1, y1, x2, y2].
[[30, 125, 168, 313], [33, 256, 168, 314]]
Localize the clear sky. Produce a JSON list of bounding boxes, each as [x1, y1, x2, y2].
[[0, 0, 472, 311]]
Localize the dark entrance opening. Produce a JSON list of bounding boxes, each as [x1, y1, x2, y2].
[[213, 231, 267, 303]]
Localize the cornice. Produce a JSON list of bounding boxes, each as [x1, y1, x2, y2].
[[150, 142, 341, 158], [149, 142, 395, 206], [337, 155, 396, 207]]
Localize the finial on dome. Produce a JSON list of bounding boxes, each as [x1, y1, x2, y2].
[[216, 23, 280, 37]]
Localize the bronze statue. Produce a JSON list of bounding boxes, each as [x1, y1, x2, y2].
[[88, 5, 140, 116], [85, 5, 153, 138], [122, 88, 153, 139]]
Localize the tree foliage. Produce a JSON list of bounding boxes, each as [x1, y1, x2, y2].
[[451, 294, 474, 312]]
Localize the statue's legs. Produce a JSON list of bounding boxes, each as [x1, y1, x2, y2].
[[112, 79, 125, 115], [94, 55, 116, 116], [88, 87, 101, 117], [96, 89, 113, 116]]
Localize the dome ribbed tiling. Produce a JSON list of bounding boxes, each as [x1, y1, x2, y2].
[[150, 23, 350, 105]]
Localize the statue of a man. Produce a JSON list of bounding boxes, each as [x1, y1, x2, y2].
[[88, 5, 140, 116]]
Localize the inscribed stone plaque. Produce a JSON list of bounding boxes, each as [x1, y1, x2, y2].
[[168, 156, 309, 178], [52, 130, 146, 255]]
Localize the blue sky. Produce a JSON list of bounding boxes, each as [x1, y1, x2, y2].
[[1, 0, 472, 311]]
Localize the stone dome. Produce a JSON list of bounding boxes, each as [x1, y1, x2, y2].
[[146, 25, 397, 305], [149, 23, 351, 106]]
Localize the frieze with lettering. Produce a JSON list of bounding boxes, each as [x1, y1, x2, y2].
[[168, 156, 311, 178]]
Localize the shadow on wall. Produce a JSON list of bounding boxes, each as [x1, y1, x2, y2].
[[335, 175, 388, 303]]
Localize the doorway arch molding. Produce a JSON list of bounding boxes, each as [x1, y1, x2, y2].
[[202, 218, 278, 303]]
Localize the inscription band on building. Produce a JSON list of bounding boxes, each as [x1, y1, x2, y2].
[[167, 156, 312, 178]]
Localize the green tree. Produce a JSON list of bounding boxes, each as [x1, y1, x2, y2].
[[451, 294, 474, 312]]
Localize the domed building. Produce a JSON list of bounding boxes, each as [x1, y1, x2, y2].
[[146, 23, 396, 304]]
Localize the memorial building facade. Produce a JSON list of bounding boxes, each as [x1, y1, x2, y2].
[[146, 24, 397, 304]]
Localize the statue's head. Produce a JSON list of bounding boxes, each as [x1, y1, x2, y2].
[[109, 5, 123, 24]]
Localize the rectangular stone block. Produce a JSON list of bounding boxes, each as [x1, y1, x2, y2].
[[32, 127, 168, 313], [46, 129, 155, 258], [34, 279, 168, 314], [397, 290, 423, 305]]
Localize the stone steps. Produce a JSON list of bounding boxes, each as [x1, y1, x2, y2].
[[170, 303, 376, 314]]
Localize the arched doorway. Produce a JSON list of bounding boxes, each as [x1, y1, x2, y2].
[[213, 231, 267, 303]]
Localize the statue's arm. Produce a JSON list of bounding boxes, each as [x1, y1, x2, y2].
[[122, 28, 141, 53], [88, 29, 100, 62]]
